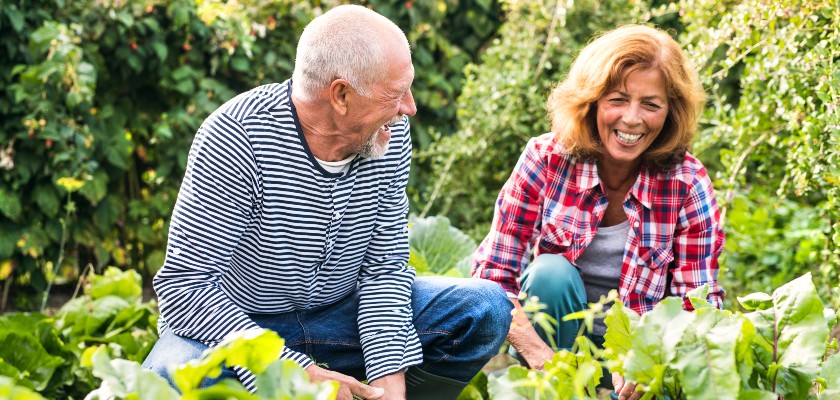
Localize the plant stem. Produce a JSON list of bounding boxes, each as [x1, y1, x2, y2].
[[1, 276, 11, 312], [71, 263, 93, 300], [40, 191, 72, 312]]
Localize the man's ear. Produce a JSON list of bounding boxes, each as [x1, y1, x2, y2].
[[329, 79, 351, 116]]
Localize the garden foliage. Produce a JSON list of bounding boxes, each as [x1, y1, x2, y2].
[[0, 267, 156, 399], [463, 273, 839, 400]]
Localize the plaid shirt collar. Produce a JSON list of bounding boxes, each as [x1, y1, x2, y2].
[[572, 157, 654, 209]]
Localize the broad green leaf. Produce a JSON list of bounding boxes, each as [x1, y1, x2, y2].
[[88, 347, 179, 400], [86, 266, 142, 302], [0, 332, 64, 391], [32, 184, 60, 218], [686, 284, 712, 310], [0, 376, 46, 400], [104, 303, 154, 335], [821, 352, 840, 390], [738, 292, 774, 311], [0, 360, 26, 385], [603, 301, 639, 374], [0, 188, 22, 220], [623, 297, 693, 397], [672, 308, 751, 400], [79, 170, 109, 205], [0, 313, 51, 334], [57, 295, 131, 337], [744, 273, 829, 399], [182, 379, 255, 400], [487, 365, 545, 400], [407, 215, 476, 275], [172, 329, 285, 394], [457, 371, 489, 400], [738, 389, 778, 400], [255, 359, 338, 400]]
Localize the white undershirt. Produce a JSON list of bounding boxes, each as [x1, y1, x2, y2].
[[315, 155, 355, 174]]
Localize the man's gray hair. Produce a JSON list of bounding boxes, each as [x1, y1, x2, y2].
[[292, 5, 409, 101]]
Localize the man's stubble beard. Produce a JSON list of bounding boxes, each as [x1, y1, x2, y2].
[[357, 129, 390, 159]]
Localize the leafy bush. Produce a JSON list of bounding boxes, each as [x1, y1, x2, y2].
[[677, 0, 840, 308], [420, 0, 840, 307], [0, 267, 157, 398]]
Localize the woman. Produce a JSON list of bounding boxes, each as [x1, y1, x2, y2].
[[472, 24, 725, 399]]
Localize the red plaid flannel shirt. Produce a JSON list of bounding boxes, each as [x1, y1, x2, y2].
[[472, 133, 725, 315]]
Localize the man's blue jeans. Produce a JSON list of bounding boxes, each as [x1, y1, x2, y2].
[[142, 276, 513, 389]]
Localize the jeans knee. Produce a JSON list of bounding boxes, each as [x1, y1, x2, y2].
[[462, 279, 513, 339], [141, 328, 207, 380]]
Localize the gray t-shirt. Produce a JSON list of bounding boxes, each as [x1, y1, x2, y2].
[[575, 220, 629, 337]]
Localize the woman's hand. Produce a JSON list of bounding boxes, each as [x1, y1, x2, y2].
[[305, 364, 385, 400], [508, 298, 556, 370], [612, 372, 643, 400]]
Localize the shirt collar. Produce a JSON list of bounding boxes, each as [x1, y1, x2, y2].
[[574, 157, 655, 210]]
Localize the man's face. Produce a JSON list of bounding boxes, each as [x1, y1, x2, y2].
[[347, 47, 416, 159]]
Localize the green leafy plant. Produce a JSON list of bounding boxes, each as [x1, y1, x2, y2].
[[679, 0, 840, 308], [0, 267, 157, 398], [84, 329, 338, 400], [407, 214, 477, 276], [609, 275, 837, 399], [467, 273, 837, 399]]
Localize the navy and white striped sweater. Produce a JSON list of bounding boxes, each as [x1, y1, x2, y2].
[[153, 80, 421, 390]]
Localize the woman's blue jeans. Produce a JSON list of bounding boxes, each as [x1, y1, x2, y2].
[[141, 276, 513, 389], [516, 254, 619, 398]]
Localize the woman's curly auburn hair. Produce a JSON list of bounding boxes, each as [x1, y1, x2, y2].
[[547, 24, 706, 170]]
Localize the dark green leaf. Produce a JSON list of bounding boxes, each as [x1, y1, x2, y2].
[[0, 332, 64, 391]]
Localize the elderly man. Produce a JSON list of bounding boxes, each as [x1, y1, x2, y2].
[[141, 5, 511, 400]]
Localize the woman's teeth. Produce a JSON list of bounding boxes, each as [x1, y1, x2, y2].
[[615, 130, 643, 144]]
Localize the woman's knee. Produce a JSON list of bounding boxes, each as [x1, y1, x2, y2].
[[521, 254, 583, 297]]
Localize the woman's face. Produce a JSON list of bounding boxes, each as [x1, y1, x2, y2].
[[595, 67, 669, 168]]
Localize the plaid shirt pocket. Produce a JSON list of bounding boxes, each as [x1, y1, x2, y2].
[[633, 246, 674, 301]]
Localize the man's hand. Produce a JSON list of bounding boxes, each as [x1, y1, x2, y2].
[[508, 298, 556, 370], [369, 370, 406, 400], [305, 364, 384, 400], [612, 372, 643, 400]]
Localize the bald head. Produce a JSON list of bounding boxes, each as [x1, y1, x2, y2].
[[292, 5, 410, 102]]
